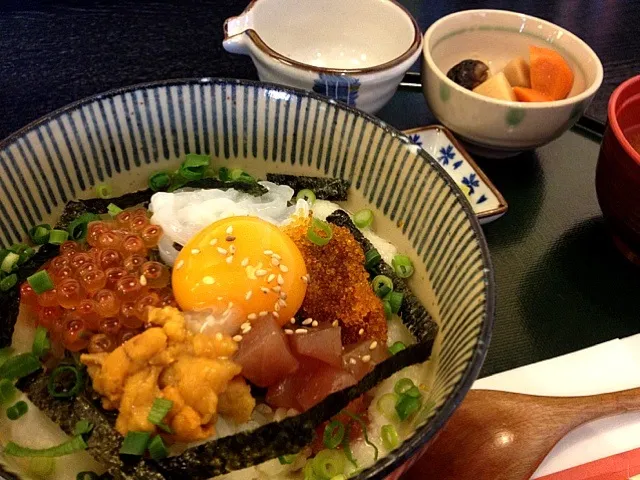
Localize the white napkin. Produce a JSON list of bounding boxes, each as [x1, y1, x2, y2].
[[472, 334, 640, 478]]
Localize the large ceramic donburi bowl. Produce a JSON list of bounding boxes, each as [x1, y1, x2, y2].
[[0, 79, 493, 479]]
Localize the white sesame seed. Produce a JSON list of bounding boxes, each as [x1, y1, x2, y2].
[[272, 311, 280, 318], [272, 286, 281, 293], [217, 247, 228, 255], [350, 358, 357, 365], [271, 257, 280, 266], [362, 355, 371, 363], [301, 275, 309, 284], [226, 226, 233, 235], [215, 332, 223, 341], [139, 275, 147, 286], [279, 264, 289, 273], [255, 269, 268, 277], [260, 287, 270, 294], [209, 238, 218, 246], [370, 341, 378, 350], [241, 322, 251, 330], [241, 257, 249, 267], [217, 296, 224, 301], [229, 245, 236, 254], [202, 276, 215, 285], [272, 253, 281, 260], [226, 256, 233, 264], [267, 273, 276, 283], [280, 292, 287, 300], [191, 248, 201, 255], [277, 274, 284, 285], [219, 356, 228, 360], [295, 329, 308, 334], [176, 259, 184, 269], [245, 290, 253, 300], [290, 318, 296, 324], [332, 320, 339, 327], [247, 313, 257, 320], [233, 335, 243, 342], [274, 302, 281, 312], [263, 250, 273, 256], [311, 320, 319, 327], [278, 299, 287, 307], [358, 328, 364, 335], [284, 329, 294, 335], [259, 311, 268, 317], [302, 318, 312, 326], [242, 325, 252, 334]]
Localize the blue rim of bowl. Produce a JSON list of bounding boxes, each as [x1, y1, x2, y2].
[[0, 78, 495, 480]]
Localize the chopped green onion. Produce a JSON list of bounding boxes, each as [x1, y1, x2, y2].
[[330, 476, 346, 480], [27, 270, 54, 294], [4, 435, 87, 457], [341, 410, 378, 461], [0, 273, 17, 291], [0, 353, 41, 380], [312, 450, 345, 479], [119, 431, 151, 456], [179, 153, 210, 181], [0, 347, 13, 369], [381, 424, 399, 450], [229, 168, 255, 183], [364, 249, 381, 271], [73, 419, 93, 436], [385, 291, 403, 314], [0, 379, 17, 405], [67, 213, 100, 241], [323, 420, 345, 449], [388, 341, 406, 355], [18, 247, 36, 266], [7, 400, 28, 420], [371, 275, 393, 298], [149, 171, 172, 192], [383, 301, 392, 320], [307, 218, 333, 247], [278, 454, 296, 465], [29, 224, 52, 245], [156, 422, 173, 434], [48, 229, 69, 245], [167, 173, 189, 192], [76, 472, 99, 480], [148, 435, 168, 461], [296, 189, 316, 205], [47, 365, 83, 398], [148, 397, 173, 426], [28, 457, 56, 478], [340, 423, 357, 468], [95, 184, 112, 199], [1, 252, 19, 273], [303, 461, 319, 480], [107, 203, 123, 216], [218, 166, 231, 181], [394, 378, 415, 396], [32, 326, 51, 358], [404, 385, 422, 399], [395, 394, 422, 421], [8, 243, 30, 254], [392, 254, 414, 279], [353, 209, 374, 229], [376, 393, 399, 422]]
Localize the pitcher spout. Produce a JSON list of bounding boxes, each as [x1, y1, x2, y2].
[[223, 11, 255, 55]]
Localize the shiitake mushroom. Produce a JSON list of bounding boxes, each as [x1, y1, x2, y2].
[[446, 60, 490, 90]]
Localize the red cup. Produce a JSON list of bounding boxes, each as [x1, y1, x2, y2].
[[596, 75, 640, 265]]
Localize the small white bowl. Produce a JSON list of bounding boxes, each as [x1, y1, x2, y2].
[[421, 9, 604, 157], [223, 0, 422, 114]]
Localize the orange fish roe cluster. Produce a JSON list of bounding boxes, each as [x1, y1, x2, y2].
[[19, 207, 176, 353], [282, 217, 387, 344]]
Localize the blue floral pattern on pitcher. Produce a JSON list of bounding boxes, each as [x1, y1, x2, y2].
[[312, 74, 360, 106]]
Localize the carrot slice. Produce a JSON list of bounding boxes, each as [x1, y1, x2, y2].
[[529, 45, 574, 100], [513, 87, 554, 102]]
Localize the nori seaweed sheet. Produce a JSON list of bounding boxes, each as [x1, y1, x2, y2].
[[326, 210, 438, 344], [265, 174, 350, 201], [17, 372, 166, 480]]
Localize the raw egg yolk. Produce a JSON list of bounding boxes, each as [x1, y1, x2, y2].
[[172, 216, 308, 326]]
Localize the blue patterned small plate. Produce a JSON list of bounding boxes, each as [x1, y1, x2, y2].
[[404, 125, 508, 223]]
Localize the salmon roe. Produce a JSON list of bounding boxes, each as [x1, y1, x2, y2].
[[19, 209, 175, 353]]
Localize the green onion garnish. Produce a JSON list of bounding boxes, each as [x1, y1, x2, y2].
[[107, 203, 123, 216], [28, 457, 55, 478], [353, 209, 374, 229], [371, 275, 393, 298], [148, 435, 168, 461], [8, 243, 29, 254], [149, 171, 172, 192], [1, 252, 19, 273], [27, 270, 54, 294], [48, 229, 69, 245], [395, 394, 422, 421], [404, 385, 422, 398], [296, 189, 316, 205], [18, 247, 35, 266], [7, 400, 28, 420], [229, 168, 255, 183], [388, 341, 406, 355], [73, 419, 93, 436], [307, 218, 333, 247], [364, 249, 381, 271], [148, 397, 173, 426], [392, 254, 414, 279], [341, 423, 357, 468], [4, 435, 88, 457], [29, 224, 52, 245], [218, 166, 231, 182], [32, 326, 51, 358], [120, 431, 151, 456], [376, 393, 399, 422], [278, 454, 296, 465], [0, 273, 17, 292], [303, 461, 317, 480], [0, 347, 13, 369], [383, 301, 392, 320], [323, 420, 345, 449], [76, 471, 99, 480], [394, 378, 415, 396], [179, 153, 210, 181], [67, 213, 100, 241], [47, 365, 83, 398], [381, 424, 399, 450], [385, 291, 403, 314], [312, 449, 346, 479], [95, 183, 112, 199], [341, 410, 378, 461], [0, 353, 41, 380], [0, 379, 17, 405]]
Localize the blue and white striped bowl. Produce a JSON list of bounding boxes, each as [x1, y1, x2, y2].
[[0, 79, 494, 480]]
